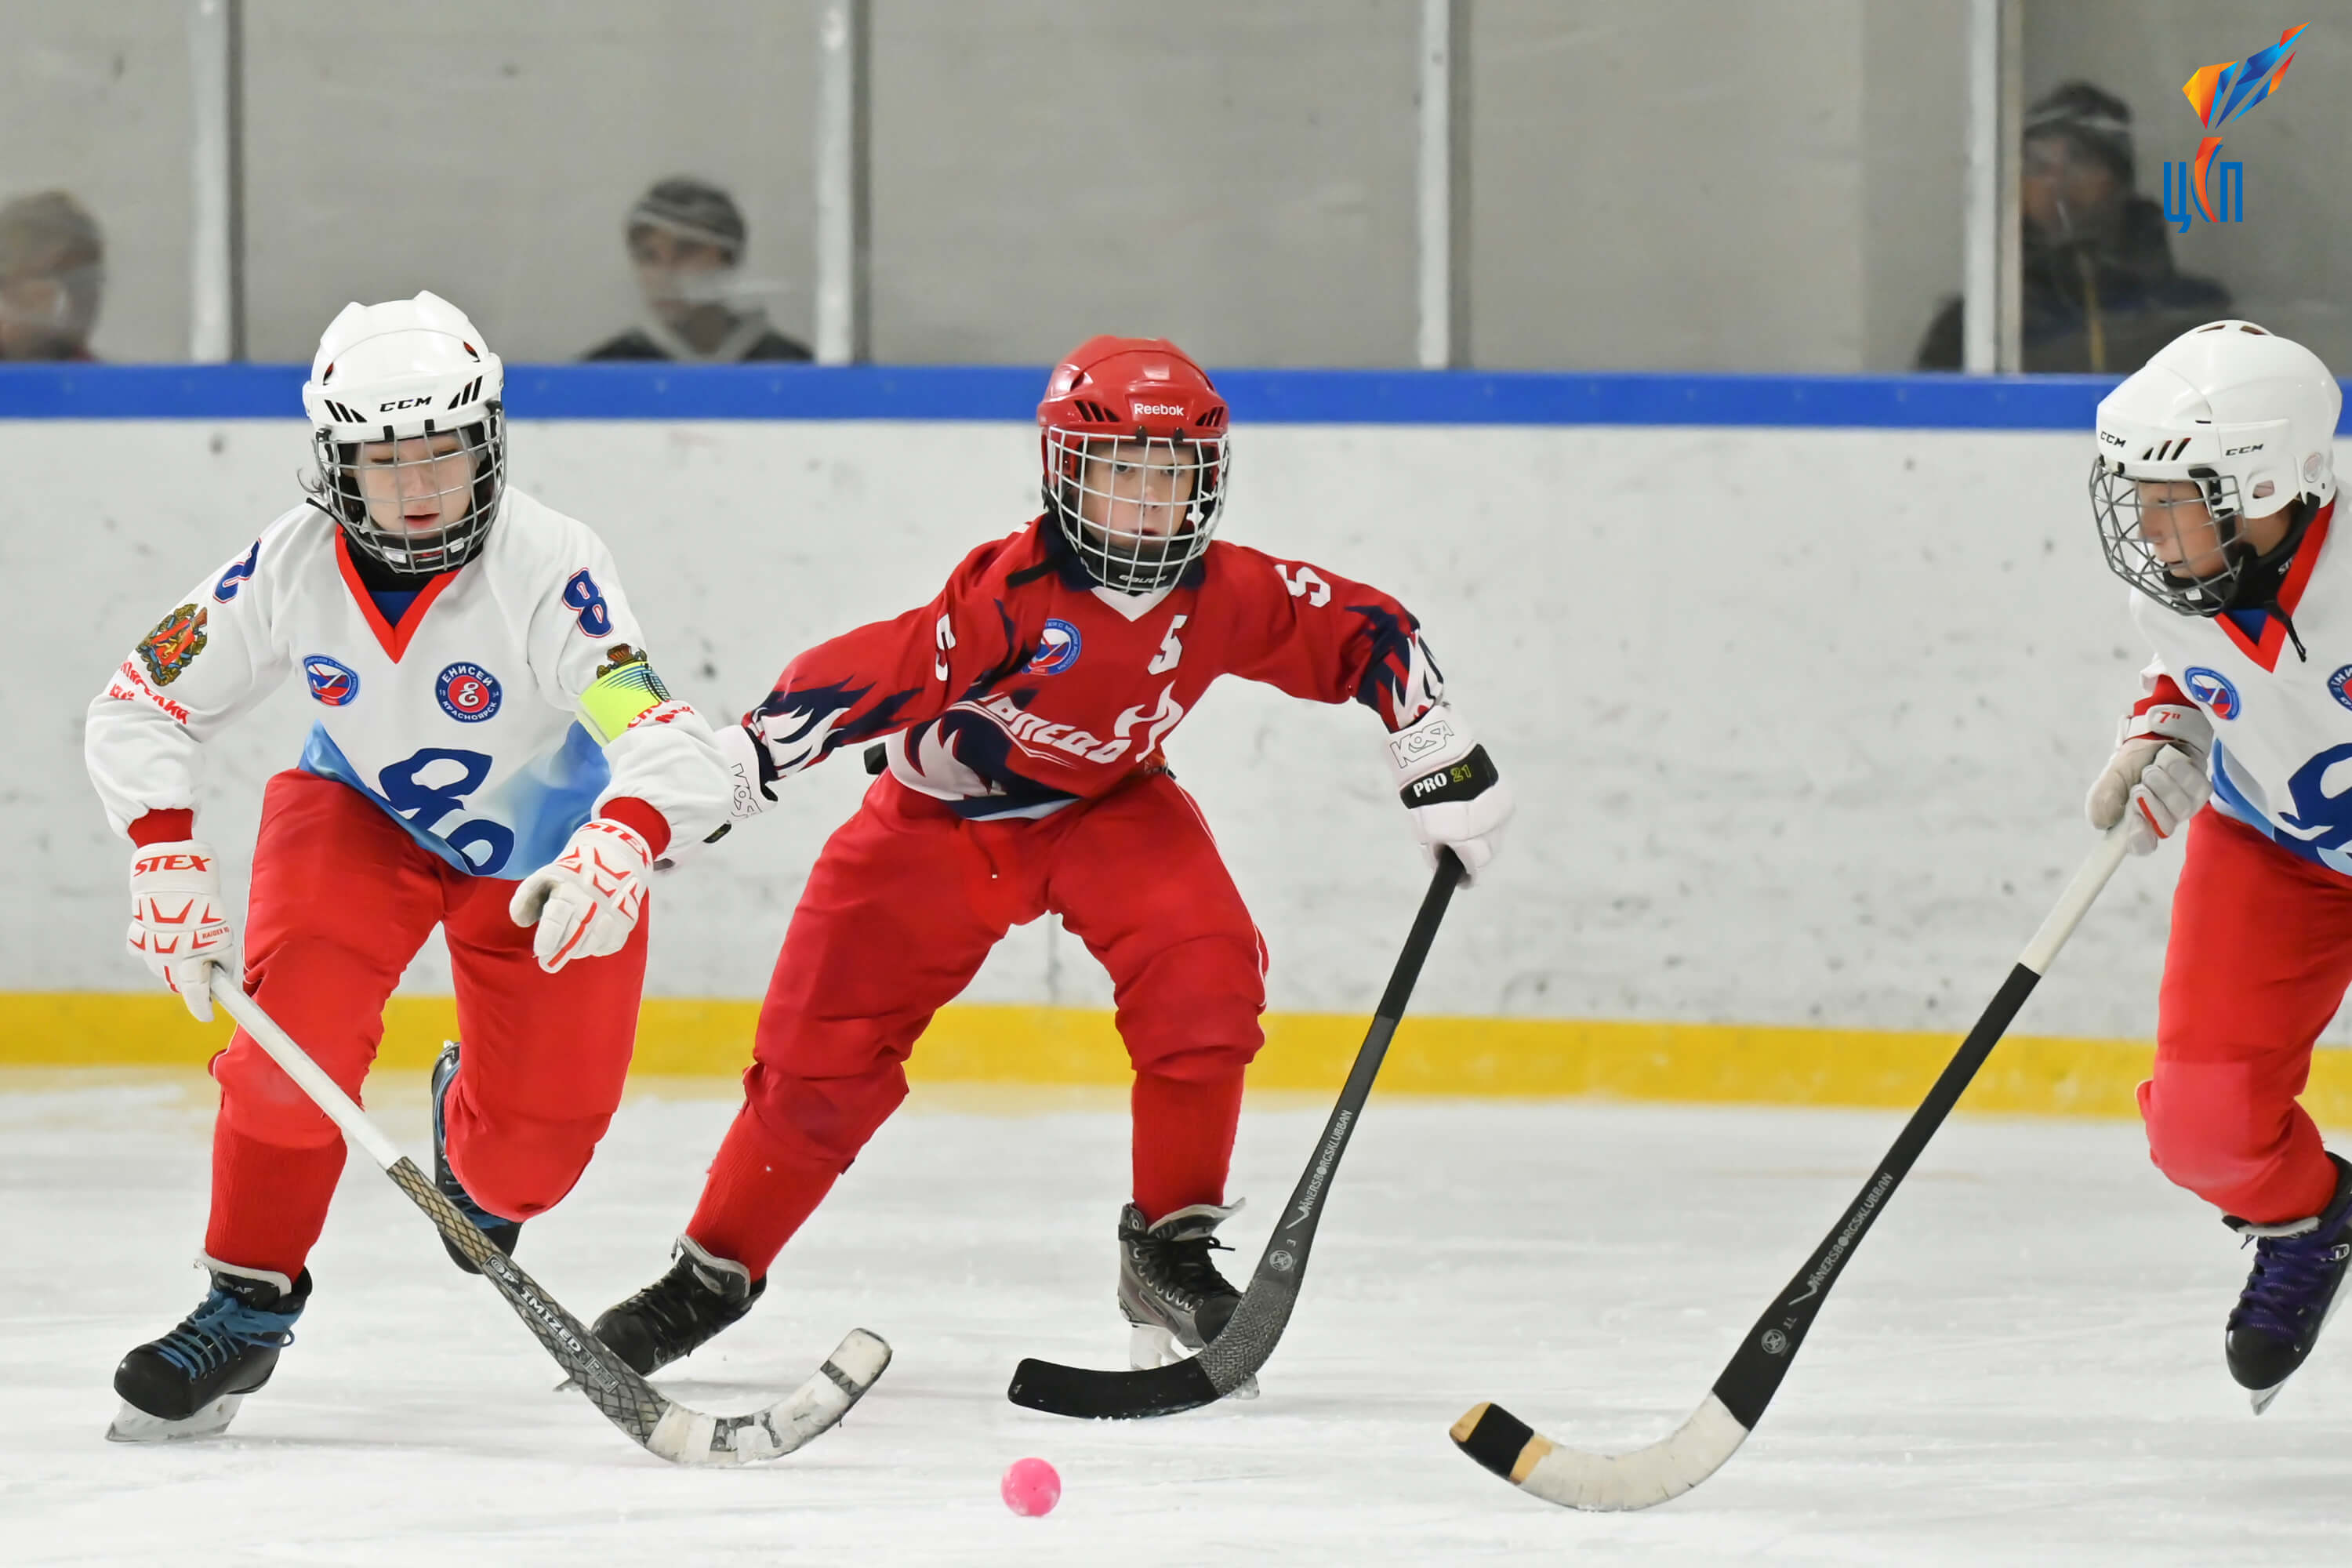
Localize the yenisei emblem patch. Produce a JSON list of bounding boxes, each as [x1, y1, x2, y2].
[[436, 661, 503, 723]]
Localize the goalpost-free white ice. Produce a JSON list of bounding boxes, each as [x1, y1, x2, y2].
[[4, 1073, 2345, 1566]]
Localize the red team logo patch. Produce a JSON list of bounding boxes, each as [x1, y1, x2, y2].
[[436, 661, 503, 723], [303, 655, 361, 707]]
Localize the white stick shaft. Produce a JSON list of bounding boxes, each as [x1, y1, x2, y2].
[[209, 974, 406, 1171], [2019, 826, 2130, 976]]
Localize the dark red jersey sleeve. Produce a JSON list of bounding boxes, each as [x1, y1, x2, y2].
[[743, 534, 1028, 780], [1206, 543, 1446, 731]]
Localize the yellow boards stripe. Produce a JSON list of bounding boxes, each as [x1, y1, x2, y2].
[[9, 991, 2351, 1123]]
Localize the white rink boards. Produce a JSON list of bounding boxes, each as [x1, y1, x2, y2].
[[0, 416, 2245, 1040], [5, 1073, 2347, 1565]]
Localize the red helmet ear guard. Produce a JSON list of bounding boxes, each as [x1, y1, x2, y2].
[[1036, 336, 1232, 594]]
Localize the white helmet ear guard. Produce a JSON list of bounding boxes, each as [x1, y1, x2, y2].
[[2091, 320, 2340, 617], [300, 291, 507, 575]]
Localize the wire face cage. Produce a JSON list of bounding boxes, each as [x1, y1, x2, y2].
[[311, 409, 507, 575], [2091, 459, 2253, 615], [1047, 429, 1228, 593]]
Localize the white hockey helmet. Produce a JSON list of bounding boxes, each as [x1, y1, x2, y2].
[[2092, 319, 2340, 616], [300, 291, 506, 574]]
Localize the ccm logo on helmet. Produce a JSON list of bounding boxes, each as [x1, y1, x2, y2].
[[379, 395, 434, 412], [2225, 441, 2267, 456], [2098, 430, 2126, 447], [1131, 403, 1186, 416]]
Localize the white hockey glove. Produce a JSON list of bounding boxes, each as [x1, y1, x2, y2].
[[508, 818, 653, 973], [1386, 703, 1514, 884], [125, 840, 236, 1022], [715, 721, 774, 823], [648, 724, 768, 871], [2085, 702, 2213, 857]]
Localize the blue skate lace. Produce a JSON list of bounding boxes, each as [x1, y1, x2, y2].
[[152, 1288, 298, 1379], [2230, 1224, 2352, 1344]]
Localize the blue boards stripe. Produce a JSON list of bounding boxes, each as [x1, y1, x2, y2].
[[2, 361, 2319, 431]]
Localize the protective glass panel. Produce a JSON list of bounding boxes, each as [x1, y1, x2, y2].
[[2017, 5, 2341, 374], [0, 0, 191, 361], [241, 0, 818, 365], [1472, 1, 1969, 372], [869, 1, 1419, 366]]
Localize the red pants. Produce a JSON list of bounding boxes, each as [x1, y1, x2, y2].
[[207, 771, 648, 1278], [688, 771, 1267, 1277], [2140, 808, 2346, 1225]]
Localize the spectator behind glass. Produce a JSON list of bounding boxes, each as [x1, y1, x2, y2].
[[0, 190, 104, 361], [1917, 82, 2230, 373], [583, 176, 811, 364]]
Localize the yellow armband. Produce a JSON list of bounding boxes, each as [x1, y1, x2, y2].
[[580, 643, 678, 742]]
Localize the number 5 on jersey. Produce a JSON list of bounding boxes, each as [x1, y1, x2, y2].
[[1278, 564, 1330, 607], [1148, 615, 1187, 674]]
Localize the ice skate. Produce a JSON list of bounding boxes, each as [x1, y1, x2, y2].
[[592, 1236, 767, 1376], [1118, 1200, 1257, 1399], [108, 1261, 310, 1443], [2226, 1153, 2352, 1414], [431, 1040, 521, 1275]]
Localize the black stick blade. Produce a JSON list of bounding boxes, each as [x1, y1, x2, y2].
[[1006, 1354, 1218, 1419]]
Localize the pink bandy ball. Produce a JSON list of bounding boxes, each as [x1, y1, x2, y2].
[[1000, 1456, 1062, 1517]]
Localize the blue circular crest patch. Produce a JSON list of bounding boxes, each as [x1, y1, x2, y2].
[[2330, 666, 2352, 716], [1028, 619, 1083, 675], [303, 655, 360, 707], [2183, 666, 2241, 721], [436, 662, 503, 723]]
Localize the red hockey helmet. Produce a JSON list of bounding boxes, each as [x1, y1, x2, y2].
[[1037, 336, 1230, 593]]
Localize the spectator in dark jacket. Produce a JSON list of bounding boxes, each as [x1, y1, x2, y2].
[[1918, 82, 2230, 373], [0, 190, 104, 361], [583, 176, 811, 364]]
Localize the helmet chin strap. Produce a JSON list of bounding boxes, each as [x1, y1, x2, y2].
[[2211, 499, 2315, 660]]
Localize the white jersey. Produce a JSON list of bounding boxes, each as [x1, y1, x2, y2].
[[2128, 500, 2352, 876], [85, 488, 731, 877]]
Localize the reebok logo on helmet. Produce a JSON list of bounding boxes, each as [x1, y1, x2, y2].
[[1132, 403, 1185, 416]]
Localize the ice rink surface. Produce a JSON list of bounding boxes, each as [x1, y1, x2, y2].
[[5, 1070, 2347, 1566]]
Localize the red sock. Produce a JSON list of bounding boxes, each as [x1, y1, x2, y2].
[[1131, 1069, 1246, 1223], [684, 1104, 844, 1280], [205, 1127, 345, 1280]]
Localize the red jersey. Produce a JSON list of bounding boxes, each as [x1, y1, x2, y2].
[[743, 517, 1443, 818]]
